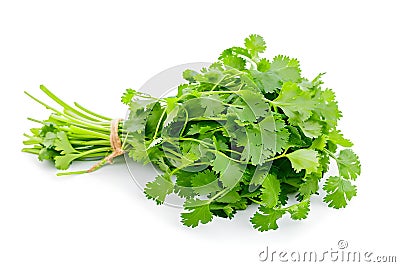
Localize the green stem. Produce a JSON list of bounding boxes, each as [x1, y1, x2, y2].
[[69, 125, 110, 140], [50, 114, 110, 133], [265, 148, 289, 162], [74, 102, 112, 121], [40, 85, 101, 122], [151, 109, 167, 142], [249, 198, 263, 205]]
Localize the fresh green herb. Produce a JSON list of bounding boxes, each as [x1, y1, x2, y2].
[[23, 34, 361, 232]]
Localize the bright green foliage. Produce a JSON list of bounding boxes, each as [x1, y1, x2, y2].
[[260, 174, 280, 208], [181, 199, 213, 227], [287, 198, 310, 220], [286, 149, 319, 174], [23, 34, 361, 232], [323, 176, 357, 208], [336, 149, 361, 180], [144, 174, 174, 205], [251, 207, 285, 231]]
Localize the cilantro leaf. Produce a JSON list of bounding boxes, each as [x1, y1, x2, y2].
[[191, 169, 221, 195], [260, 174, 281, 208], [54, 153, 81, 170], [287, 199, 310, 220], [174, 171, 195, 198], [244, 34, 266, 56], [270, 55, 301, 82], [251, 206, 285, 232], [257, 58, 270, 72], [199, 95, 225, 117], [336, 149, 361, 180], [299, 173, 320, 196], [272, 82, 314, 123], [323, 176, 357, 209], [286, 149, 319, 174], [181, 199, 213, 228], [328, 130, 353, 147], [222, 55, 246, 70], [212, 153, 245, 188], [144, 174, 174, 205], [121, 88, 137, 105], [43, 132, 57, 148], [229, 90, 270, 122], [216, 190, 241, 203], [298, 119, 322, 138], [314, 89, 341, 129], [54, 131, 76, 154]]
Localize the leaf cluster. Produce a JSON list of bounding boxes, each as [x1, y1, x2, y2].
[[123, 35, 361, 231]]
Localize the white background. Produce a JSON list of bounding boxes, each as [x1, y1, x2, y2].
[[1, 0, 399, 266]]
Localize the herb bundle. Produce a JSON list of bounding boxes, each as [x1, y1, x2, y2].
[[23, 35, 361, 231]]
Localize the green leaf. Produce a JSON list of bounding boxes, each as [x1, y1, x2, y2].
[[314, 89, 341, 129], [127, 132, 149, 163], [298, 120, 322, 138], [121, 88, 137, 105], [251, 206, 285, 232], [299, 174, 320, 196], [229, 90, 270, 122], [181, 199, 213, 228], [257, 58, 270, 72], [199, 95, 225, 117], [125, 99, 156, 133], [212, 153, 245, 188], [215, 190, 241, 203], [191, 169, 221, 195], [219, 46, 252, 61], [249, 69, 280, 94], [272, 82, 314, 123], [43, 132, 57, 148], [336, 149, 361, 180], [38, 147, 58, 161], [310, 135, 327, 150], [174, 171, 195, 198], [287, 199, 310, 220], [54, 131, 76, 154], [222, 55, 246, 70], [260, 174, 281, 208], [144, 174, 174, 205], [270, 55, 301, 82], [182, 69, 198, 83], [286, 149, 319, 174], [328, 130, 353, 147], [54, 153, 81, 170], [323, 176, 357, 209], [244, 34, 266, 56]]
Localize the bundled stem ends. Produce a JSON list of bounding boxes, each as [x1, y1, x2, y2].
[[22, 85, 126, 175]]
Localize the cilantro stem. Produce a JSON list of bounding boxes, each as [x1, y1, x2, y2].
[[69, 125, 109, 139], [151, 109, 167, 143], [50, 114, 109, 133], [215, 150, 245, 164], [324, 148, 337, 160], [179, 138, 214, 148], [39, 85, 102, 122], [179, 108, 189, 138], [24, 91, 61, 114], [202, 90, 241, 95], [209, 187, 231, 202], [265, 148, 289, 162], [73, 102, 112, 121], [249, 198, 263, 205], [210, 76, 225, 91]]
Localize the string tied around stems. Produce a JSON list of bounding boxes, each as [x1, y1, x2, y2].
[[87, 118, 124, 173]]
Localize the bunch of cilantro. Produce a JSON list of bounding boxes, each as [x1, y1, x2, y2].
[[23, 34, 360, 232]]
